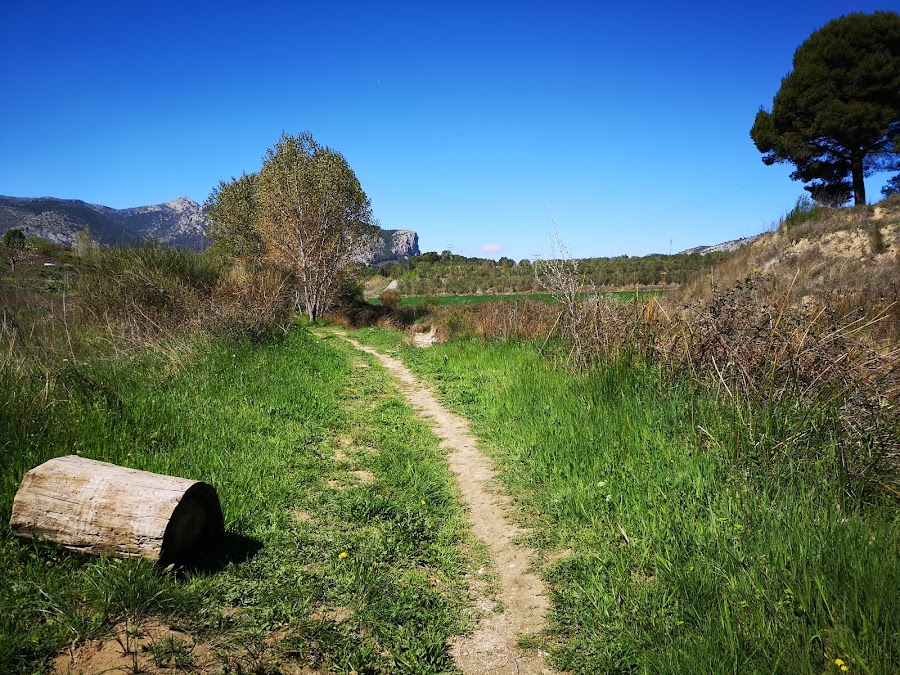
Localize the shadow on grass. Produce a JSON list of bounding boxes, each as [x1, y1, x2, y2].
[[182, 530, 262, 574]]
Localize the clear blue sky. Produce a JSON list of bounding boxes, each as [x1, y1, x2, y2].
[[1, 1, 896, 260]]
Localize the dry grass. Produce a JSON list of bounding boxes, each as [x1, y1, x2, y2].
[[674, 195, 900, 340]]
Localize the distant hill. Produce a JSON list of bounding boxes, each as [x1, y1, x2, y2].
[[679, 234, 761, 256], [0, 195, 420, 263], [672, 195, 900, 338], [0, 195, 208, 250]]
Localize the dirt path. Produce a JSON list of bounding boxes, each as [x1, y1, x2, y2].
[[334, 332, 558, 675]]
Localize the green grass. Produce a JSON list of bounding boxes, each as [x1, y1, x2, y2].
[[1, 327, 474, 673], [349, 330, 900, 675]]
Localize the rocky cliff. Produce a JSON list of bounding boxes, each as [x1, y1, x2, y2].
[[0, 195, 207, 250], [0, 196, 418, 263]]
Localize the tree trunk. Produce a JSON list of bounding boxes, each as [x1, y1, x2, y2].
[[852, 156, 867, 205], [9, 456, 224, 565]]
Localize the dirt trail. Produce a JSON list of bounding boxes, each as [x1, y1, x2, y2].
[[335, 333, 558, 675]]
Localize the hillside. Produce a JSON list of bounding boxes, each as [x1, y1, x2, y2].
[[0, 195, 207, 249], [674, 195, 900, 335], [0, 196, 420, 263]]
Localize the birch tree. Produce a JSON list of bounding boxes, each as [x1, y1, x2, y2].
[[254, 132, 379, 321]]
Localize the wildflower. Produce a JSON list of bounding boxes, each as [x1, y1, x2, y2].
[[597, 480, 607, 488], [339, 551, 348, 560], [835, 659, 844, 666], [605, 494, 613, 502], [841, 667, 849, 673], [421, 500, 426, 505]]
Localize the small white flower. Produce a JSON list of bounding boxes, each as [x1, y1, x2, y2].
[[605, 494, 613, 502], [597, 481, 607, 488]]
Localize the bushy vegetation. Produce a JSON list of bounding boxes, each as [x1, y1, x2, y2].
[[74, 243, 294, 343], [674, 193, 900, 340], [372, 250, 732, 297]]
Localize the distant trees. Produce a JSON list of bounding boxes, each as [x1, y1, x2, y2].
[[750, 11, 900, 206], [206, 132, 379, 321], [3, 228, 26, 271]]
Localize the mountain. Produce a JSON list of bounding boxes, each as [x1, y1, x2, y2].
[[0, 195, 207, 250], [0, 196, 420, 263], [373, 229, 420, 264], [679, 234, 761, 256], [0, 196, 141, 246], [87, 196, 209, 250]]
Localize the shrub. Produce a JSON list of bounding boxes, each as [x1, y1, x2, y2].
[[379, 289, 401, 311]]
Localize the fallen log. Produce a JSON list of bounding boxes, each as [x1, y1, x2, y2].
[[9, 455, 224, 565]]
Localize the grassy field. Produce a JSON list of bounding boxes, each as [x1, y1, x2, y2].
[[348, 329, 900, 675], [0, 328, 477, 673]]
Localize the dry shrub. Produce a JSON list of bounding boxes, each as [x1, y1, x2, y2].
[[434, 301, 559, 342], [379, 289, 401, 311], [210, 264, 294, 338], [660, 278, 899, 490], [74, 245, 294, 346], [326, 297, 426, 330], [430, 278, 898, 493], [673, 197, 900, 341]]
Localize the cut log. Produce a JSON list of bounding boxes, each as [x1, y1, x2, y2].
[[9, 455, 224, 565]]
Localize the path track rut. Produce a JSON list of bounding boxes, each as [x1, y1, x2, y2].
[[334, 332, 558, 675]]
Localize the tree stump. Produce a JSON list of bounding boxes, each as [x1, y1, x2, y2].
[[9, 455, 224, 565]]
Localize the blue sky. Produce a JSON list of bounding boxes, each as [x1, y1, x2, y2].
[[1, 1, 896, 260]]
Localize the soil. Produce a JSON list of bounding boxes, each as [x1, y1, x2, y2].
[[336, 332, 559, 675]]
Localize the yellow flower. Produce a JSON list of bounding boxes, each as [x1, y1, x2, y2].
[[421, 500, 426, 505], [339, 551, 348, 560], [841, 667, 849, 673], [835, 659, 845, 666]]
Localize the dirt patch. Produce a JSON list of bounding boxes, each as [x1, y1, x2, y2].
[[291, 509, 314, 523], [333, 332, 559, 675], [351, 469, 375, 484], [54, 619, 324, 675], [410, 328, 438, 347], [53, 620, 215, 674]]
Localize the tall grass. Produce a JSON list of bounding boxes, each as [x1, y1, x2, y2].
[[75, 243, 294, 344], [0, 327, 474, 673], [361, 332, 900, 674]]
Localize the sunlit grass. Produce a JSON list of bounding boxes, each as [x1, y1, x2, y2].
[[0, 327, 473, 673], [351, 330, 900, 674]]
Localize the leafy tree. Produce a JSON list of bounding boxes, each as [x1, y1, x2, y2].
[[3, 228, 26, 271], [3, 228, 25, 248], [751, 11, 900, 206], [205, 172, 263, 260], [883, 174, 900, 197], [255, 132, 378, 321]]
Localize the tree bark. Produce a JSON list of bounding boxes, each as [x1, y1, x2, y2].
[[9, 456, 224, 565], [852, 156, 867, 205]]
